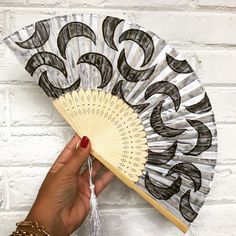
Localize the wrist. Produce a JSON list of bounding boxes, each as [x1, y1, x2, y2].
[[25, 200, 56, 235]]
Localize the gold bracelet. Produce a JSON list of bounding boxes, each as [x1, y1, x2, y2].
[[10, 221, 50, 236]]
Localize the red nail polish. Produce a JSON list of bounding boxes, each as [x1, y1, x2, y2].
[[80, 136, 89, 148]]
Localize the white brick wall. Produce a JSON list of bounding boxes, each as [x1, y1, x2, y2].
[[0, 1, 236, 235]]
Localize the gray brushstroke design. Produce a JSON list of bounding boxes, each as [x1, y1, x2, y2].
[[145, 81, 181, 111], [167, 163, 201, 192], [25, 51, 67, 77], [119, 29, 154, 67], [145, 173, 182, 200], [77, 52, 113, 89], [179, 190, 198, 222], [185, 93, 212, 114], [111, 80, 149, 113], [16, 20, 50, 49], [102, 16, 124, 51], [147, 141, 177, 165], [183, 119, 212, 156], [150, 100, 186, 137], [38, 71, 80, 98], [166, 53, 193, 74], [57, 21, 96, 59], [118, 49, 156, 82]]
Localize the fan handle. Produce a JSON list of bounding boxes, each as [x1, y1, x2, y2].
[[53, 99, 188, 233], [91, 148, 188, 233]]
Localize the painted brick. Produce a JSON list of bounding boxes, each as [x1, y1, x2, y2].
[[26, 0, 68, 6], [216, 124, 236, 163], [0, 127, 74, 166], [132, 11, 236, 45], [0, 170, 6, 210], [191, 204, 236, 236], [69, 0, 191, 8], [7, 167, 49, 209], [179, 48, 236, 85], [0, 212, 27, 236], [196, 0, 236, 8], [207, 165, 236, 203], [0, 87, 7, 126], [197, 49, 236, 85], [9, 85, 66, 126], [8, 9, 236, 45], [0, 0, 24, 5], [205, 87, 236, 123], [0, 10, 8, 40], [0, 44, 7, 84]]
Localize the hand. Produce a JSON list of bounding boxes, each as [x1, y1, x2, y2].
[[25, 135, 114, 236]]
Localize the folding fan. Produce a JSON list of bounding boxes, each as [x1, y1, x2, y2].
[[3, 13, 217, 233]]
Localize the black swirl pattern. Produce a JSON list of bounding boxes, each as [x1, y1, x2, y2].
[[119, 29, 154, 67], [117, 49, 156, 82], [77, 52, 113, 88], [166, 53, 194, 74], [102, 16, 124, 51], [57, 22, 96, 59], [16, 20, 50, 49], [38, 71, 81, 98]]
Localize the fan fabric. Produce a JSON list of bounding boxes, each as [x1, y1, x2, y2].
[[3, 13, 217, 232]]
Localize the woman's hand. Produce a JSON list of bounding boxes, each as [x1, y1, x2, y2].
[[25, 135, 114, 236]]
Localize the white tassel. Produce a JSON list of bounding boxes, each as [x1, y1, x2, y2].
[[88, 156, 102, 236]]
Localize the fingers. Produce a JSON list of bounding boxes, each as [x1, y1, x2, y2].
[[95, 170, 114, 196], [81, 159, 103, 181], [49, 134, 81, 173], [61, 136, 91, 176], [57, 134, 81, 162]]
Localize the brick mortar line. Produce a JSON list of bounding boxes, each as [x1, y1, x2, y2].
[[0, 162, 234, 168], [2, 122, 236, 129], [1, 5, 236, 14], [0, 164, 52, 168], [4, 172, 10, 210], [172, 43, 236, 50], [1, 202, 236, 215], [4, 202, 236, 213], [2, 41, 236, 49], [204, 83, 236, 87], [1, 160, 236, 169], [2, 83, 236, 89], [8, 123, 70, 128], [6, 122, 236, 127]]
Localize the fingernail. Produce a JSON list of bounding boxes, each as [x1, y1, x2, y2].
[[80, 136, 89, 148]]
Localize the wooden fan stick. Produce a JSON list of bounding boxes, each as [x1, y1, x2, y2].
[[53, 100, 188, 233]]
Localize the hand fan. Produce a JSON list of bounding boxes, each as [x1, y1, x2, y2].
[[3, 13, 217, 233]]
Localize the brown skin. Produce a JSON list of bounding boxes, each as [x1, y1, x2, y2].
[[25, 135, 114, 236]]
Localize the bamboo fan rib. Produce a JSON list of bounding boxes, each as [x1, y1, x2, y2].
[[3, 13, 217, 233], [54, 89, 148, 182]]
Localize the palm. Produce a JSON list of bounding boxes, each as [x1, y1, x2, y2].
[[61, 173, 92, 234]]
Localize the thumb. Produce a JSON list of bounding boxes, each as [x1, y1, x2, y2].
[[61, 136, 91, 176]]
